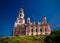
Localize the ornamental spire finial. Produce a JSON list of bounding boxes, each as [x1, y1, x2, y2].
[[20, 0, 24, 8]]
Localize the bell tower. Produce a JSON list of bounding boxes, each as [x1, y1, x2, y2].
[[14, 8, 25, 28], [19, 8, 24, 18], [18, 8, 25, 24]]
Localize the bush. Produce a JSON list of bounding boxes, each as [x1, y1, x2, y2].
[[45, 29, 60, 43], [0, 35, 46, 43]]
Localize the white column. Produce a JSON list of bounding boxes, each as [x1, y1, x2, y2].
[[42, 26, 45, 35], [33, 27, 36, 35]]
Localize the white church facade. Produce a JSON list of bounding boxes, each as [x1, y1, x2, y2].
[[12, 8, 51, 36]]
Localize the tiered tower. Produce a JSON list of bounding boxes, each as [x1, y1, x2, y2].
[[14, 8, 25, 27], [13, 8, 25, 36], [41, 16, 51, 35]]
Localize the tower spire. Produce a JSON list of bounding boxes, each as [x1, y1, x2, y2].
[[20, 0, 24, 8], [42, 16, 47, 24]]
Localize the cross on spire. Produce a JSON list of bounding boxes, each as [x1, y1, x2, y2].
[[20, 0, 24, 8]]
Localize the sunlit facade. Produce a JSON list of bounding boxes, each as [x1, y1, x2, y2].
[[12, 8, 51, 36]]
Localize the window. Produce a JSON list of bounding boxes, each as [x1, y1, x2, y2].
[[23, 31, 25, 33], [36, 29, 37, 32], [45, 28, 47, 32], [31, 29, 33, 32], [40, 28, 42, 32]]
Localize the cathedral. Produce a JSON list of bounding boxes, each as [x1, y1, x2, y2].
[[12, 8, 51, 36]]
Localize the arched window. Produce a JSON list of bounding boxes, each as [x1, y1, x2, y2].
[[36, 29, 37, 32], [45, 28, 47, 32], [40, 28, 42, 32], [31, 29, 33, 32]]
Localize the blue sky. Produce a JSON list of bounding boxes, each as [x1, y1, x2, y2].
[[0, 0, 60, 37]]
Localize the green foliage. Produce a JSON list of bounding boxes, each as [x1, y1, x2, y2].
[[0, 35, 46, 43], [0, 29, 60, 43], [45, 29, 60, 43]]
